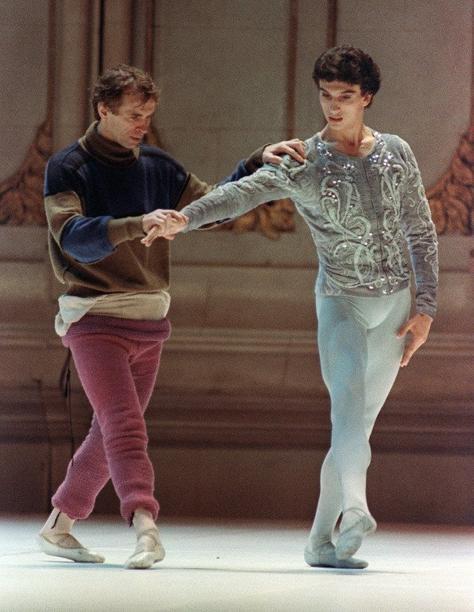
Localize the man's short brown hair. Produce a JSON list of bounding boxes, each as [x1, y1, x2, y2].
[[92, 64, 159, 119], [313, 46, 381, 107]]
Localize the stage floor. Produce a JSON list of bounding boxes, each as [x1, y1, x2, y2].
[[0, 515, 472, 611]]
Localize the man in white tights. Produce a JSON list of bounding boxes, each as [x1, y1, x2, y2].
[[146, 46, 439, 569]]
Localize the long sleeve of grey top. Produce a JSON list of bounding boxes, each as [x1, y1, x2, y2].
[[398, 141, 439, 318], [181, 161, 298, 232]]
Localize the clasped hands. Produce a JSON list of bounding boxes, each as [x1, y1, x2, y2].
[[140, 138, 307, 247], [141, 209, 188, 246]]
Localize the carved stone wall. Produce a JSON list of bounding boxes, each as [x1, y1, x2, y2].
[[0, 0, 472, 523], [1, 0, 471, 238]]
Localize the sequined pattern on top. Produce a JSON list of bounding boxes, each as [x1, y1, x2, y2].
[[181, 132, 438, 318]]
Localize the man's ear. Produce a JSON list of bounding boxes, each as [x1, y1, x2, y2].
[[97, 102, 109, 120], [363, 92, 373, 108]]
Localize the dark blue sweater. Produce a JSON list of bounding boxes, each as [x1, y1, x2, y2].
[[45, 134, 249, 264], [44, 122, 262, 296]]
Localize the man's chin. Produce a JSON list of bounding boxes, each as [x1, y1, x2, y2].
[[122, 138, 142, 149]]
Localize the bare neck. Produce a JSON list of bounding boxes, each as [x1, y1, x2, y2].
[[320, 124, 375, 157]]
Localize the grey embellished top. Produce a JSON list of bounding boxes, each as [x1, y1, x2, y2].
[[181, 132, 439, 318]]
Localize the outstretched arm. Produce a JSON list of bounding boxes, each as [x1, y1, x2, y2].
[[175, 138, 306, 212], [142, 158, 306, 245], [140, 139, 307, 244]]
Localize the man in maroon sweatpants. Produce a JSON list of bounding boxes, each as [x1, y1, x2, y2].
[[38, 64, 306, 569]]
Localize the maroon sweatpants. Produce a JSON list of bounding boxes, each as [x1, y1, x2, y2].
[[52, 314, 171, 523]]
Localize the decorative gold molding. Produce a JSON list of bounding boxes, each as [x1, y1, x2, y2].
[[217, 198, 296, 240], [427, 128, 473, 235], [0, 121, 51, 226], [0, 0, 56, 227]]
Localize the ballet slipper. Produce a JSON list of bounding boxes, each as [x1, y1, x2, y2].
[[304, 541, 368, 569], [38, 533, 105, 563], [336, 508, 376, 560], [124, 528, 165, 570]]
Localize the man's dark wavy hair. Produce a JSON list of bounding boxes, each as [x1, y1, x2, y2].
[[312, 45, 381, 107], [92, 64, 159, 119]]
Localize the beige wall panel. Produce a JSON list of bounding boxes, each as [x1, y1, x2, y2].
[[170, 265, 316, 330], [155, 127, 220, 185], [168, 266, 210, 327], [160, 343, 290, 393], [0, 0, 48, 179], [393, 350, 474, 400], [435, 271, 473, 331], [204, 267, 315, 329], [54, 0, 95, 148], [337, 0, 472, 185], [338, 0, 407, 33], [0, 263, 47, 301], [171, 215, 317, 267], [130, 0, 149, 68], [0, 227, 47, 260], [154, 0, 288, 181], [102, 0, 133, 68], [283, 350, 326, 395], [294, 0, 328, 137], [0, 270, 49, 326], [213, 128, 288, 183], [158, 0, 288, 28]]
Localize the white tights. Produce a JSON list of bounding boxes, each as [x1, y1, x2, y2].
[[309, 288, 411, 546]]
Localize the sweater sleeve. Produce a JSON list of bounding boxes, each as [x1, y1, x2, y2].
[[180, 157, 306, 232], [399, 140, 439, 318], [44, 158, 145, 264]]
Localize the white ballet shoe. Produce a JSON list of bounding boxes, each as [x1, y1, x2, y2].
[[38, 533, 105, 563], [304, 541, 368, 569], [124, 528, 166, 570], [336, 508, 376, 560]]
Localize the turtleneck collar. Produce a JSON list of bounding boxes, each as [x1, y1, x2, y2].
[[79, 122, 139, 167]]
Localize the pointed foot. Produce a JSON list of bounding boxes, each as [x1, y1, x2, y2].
[[38, 533, 105, 564], [305, 541, 368, 569], [335, 508, 376, 560]]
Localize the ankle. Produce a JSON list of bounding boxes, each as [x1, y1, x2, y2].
[[40, 508, 75, 536], [132, 508, 157, 536]]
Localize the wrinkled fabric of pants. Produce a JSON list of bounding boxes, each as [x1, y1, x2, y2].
[[52, 315, 171, 523]]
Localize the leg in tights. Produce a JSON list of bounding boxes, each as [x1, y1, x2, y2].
[[52, 334, 164, 522], [308, 288, 410, 546]]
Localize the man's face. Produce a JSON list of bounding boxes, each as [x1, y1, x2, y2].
[[98, 92, 157, 149], [318, 80, 372, 131]]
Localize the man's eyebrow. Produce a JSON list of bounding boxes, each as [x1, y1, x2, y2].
[[320, 87, 357, 94], [127, 108, 154, 114]]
